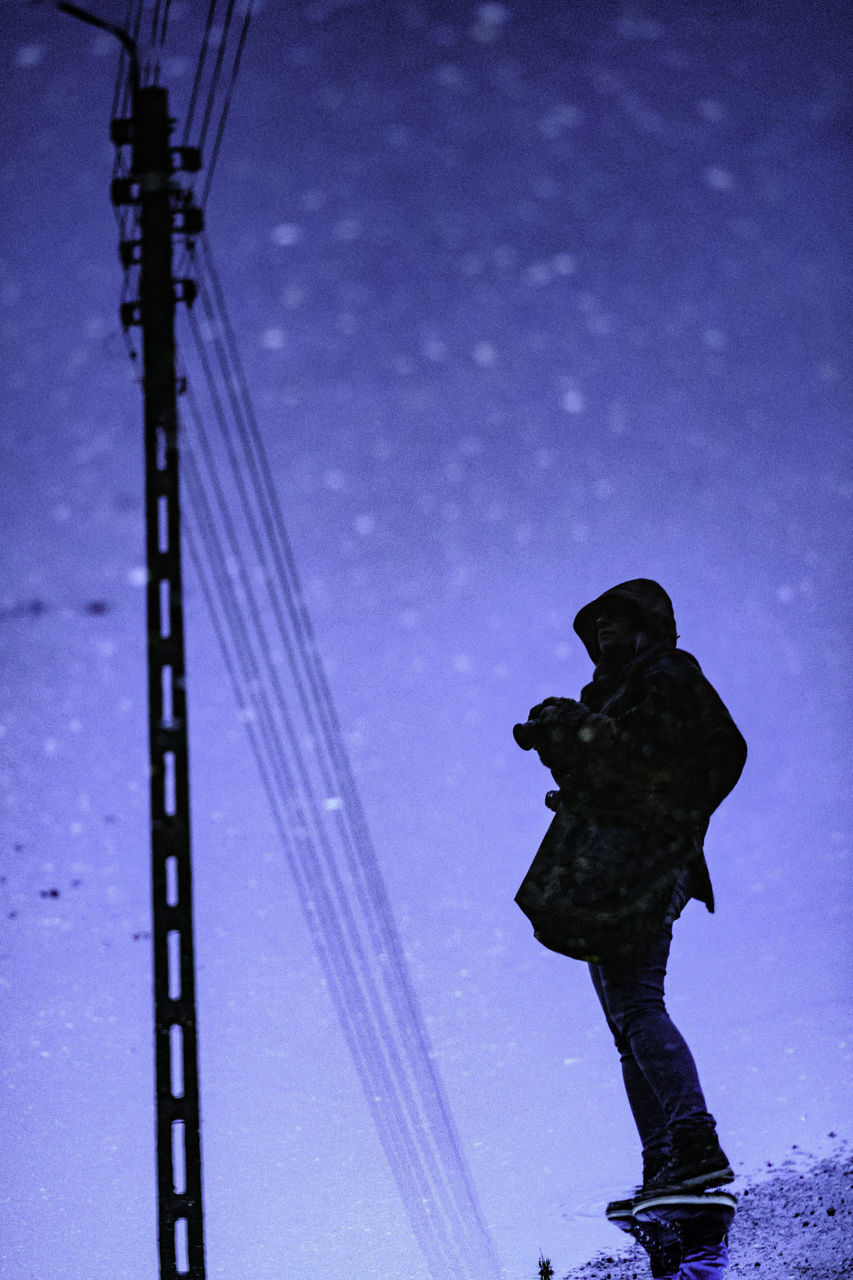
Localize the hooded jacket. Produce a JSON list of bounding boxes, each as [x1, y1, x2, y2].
[[514, 579, 747, 967]]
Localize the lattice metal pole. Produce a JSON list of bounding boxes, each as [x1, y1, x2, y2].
[[58, 6, 206, 1273], [116, 83, 207, 1279]]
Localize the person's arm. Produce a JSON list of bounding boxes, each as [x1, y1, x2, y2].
[[534, 659, 746, 819]]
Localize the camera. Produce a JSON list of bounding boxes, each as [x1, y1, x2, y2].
[[513, 719, 544, 751]]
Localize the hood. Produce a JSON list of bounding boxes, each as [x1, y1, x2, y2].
[[573, 578, 678, 664]]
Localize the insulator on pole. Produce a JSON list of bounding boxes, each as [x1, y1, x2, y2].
[[174, 279, 198, 308], [111, 117, 134, 146], [119, 240, 142, 269], [175, 206, 204, 237], [121, 300, 142, 329], [112, 176, 138, 207], [172, 146, 203, 173]]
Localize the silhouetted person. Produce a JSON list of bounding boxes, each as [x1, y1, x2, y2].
[[514, 579, 746, 1225]]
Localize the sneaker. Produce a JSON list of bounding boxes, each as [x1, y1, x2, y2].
[[610, 1216, 682, 1280], [605, 1149, 671, 1221], [638, 1125, 733, 1199]]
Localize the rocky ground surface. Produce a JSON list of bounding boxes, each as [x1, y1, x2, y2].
[[553, 1144, 853, 1279]]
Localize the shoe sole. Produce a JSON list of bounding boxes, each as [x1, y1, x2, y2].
[[634, 1166, 734, 1204], [635, 1190, 737, 1214]]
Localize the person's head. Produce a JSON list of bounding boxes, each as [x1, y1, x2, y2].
[[572, 579, 678, 666], [593, 601, 644, 665]]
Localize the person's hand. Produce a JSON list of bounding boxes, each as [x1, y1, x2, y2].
[[529, 696, 584, 725]]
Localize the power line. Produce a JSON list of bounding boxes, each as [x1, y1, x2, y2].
[[197, 0, 237, 155], [199, 5, 251, 208], [178, 376, 467, 1277], [175, 252, 502, 1278], [183, 0, 219, 145], [192, 240, 501, 1276]]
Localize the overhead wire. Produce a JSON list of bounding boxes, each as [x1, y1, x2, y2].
[[178, 365, 464, 1278], [196, 0, 238, 156], [193, 239, 501, 1276], [183, 0, 219, 146], [198, 5, 251, 209], [180, 297, 474, 1277], [99, 3, 501, 1273], [178, 248, 501, 1278]]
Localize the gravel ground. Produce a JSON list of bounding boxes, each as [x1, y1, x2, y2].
[[551, 1144, 853, 1279]]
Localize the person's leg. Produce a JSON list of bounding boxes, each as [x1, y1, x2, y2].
[[594, 921, 716, 1136], [589, 959, 672, 1171], [590, 876, 723, 1177]]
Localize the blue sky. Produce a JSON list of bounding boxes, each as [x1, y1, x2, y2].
[[1, 2, 851, 1276]]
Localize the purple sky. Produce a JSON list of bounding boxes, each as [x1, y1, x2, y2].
[[1, 2, 851, 1277]]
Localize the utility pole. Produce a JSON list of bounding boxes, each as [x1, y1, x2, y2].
[[59, 7, 206, 1276], [119, 86, 206, 1280]]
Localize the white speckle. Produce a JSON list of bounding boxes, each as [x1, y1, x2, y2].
[[162, 55, 190, 79], [386, 123, 411, 149], [323, 796, 343, 811], [776, 584, 795, 604], [444, 460, 465, 483], [551, 253, 577, 275], [469, 3, 510, 43], [616, 16, 665, 39], [271, 223, 303, 247], [704, 328, 727, 350], [571, 522, 589, 543], [608, 401, 628, 434], [534, 448, 555, 468], [128, 566, 148, 588], [260, 327, 286, 351], [89, 33, 114, 57], [523, 261, 553, 287], [435, 63, 466, 90], [554, 641, 572, 660], [698, 99, 725, 122], [333, 218, 361, 241], [460, 436, 483, 457], [44, 738, 58, 757], [563, 1057, 582, 1065], [539, 103, 582, 138], [472, 341, 497, 367], [301, 189, 326, 211], [586, 313, 613, 336], [422, 336, 447, 361], [324, 469, 346, 491], [561, 388, 585, 414], [704, 166, 734, 191], [399, 609, 419, 629], [282, 285, 305, 309], [493, 244, 517, 269], [15, 45, 45, 69], [453, 654, 472, 673], [354, 514, 375, 536]]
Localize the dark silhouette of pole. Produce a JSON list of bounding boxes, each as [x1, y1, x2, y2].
[[59, 7, 206, 1276], [131, 82, 206, 1280]]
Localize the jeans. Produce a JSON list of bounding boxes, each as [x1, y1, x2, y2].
[[588, 878, 715, 1163]]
